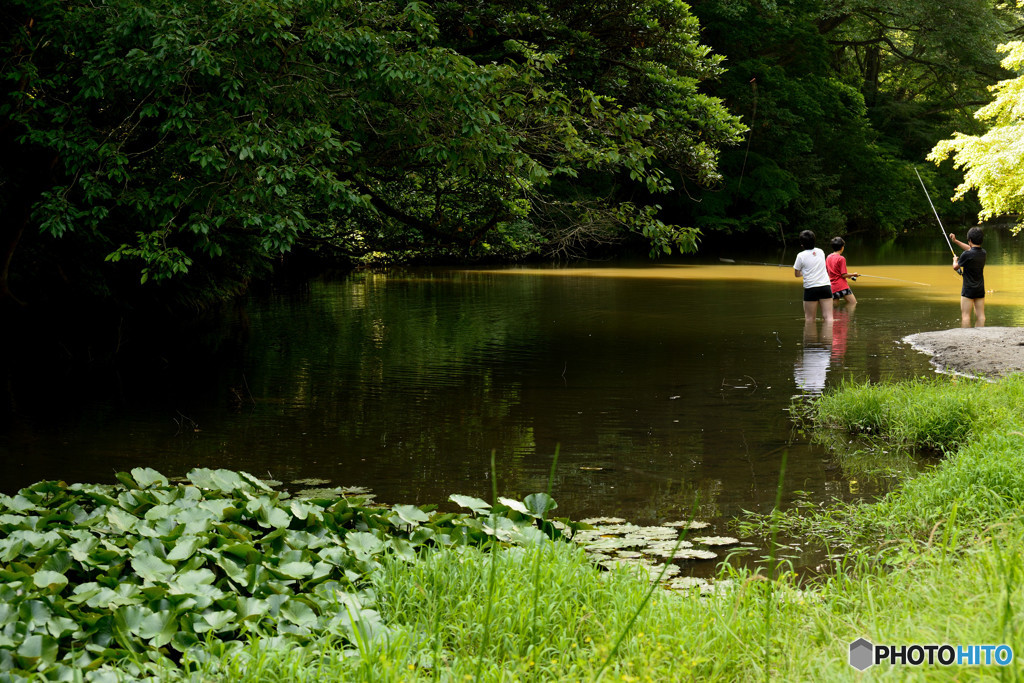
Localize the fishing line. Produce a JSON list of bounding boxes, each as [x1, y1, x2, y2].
[[718, 258, 931, 286], [914, 167, 960, 265], [851, 273, 931, 286]]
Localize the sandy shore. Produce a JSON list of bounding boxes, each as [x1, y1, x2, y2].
[[903, 327, 1024, 378]]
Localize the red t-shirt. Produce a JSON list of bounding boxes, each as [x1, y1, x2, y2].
[[825, 253, 849, 294]]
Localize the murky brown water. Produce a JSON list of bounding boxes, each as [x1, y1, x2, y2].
[[3, 231, 1023, 570]]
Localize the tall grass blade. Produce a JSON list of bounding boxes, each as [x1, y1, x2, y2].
[[530, 444, 560, 652], [764, 448, 788, 683], [473, 450, 500, 682]]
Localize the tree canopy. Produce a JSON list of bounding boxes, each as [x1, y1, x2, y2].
[[679, 0, 1022, 242], [0, 0, 743, 308], [3, 0, 1022, 313], [929, 41, 1024, 231]]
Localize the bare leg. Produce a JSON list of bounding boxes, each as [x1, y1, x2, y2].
[[974, 299, 985, 327], [844, 292, 857, 306], [820, 316, 833, 342], [960, 297, 973, 327], [819, 298, 834, 323], [803, 300, 817, 323]]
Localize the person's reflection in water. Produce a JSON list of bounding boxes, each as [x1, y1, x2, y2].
[[794, 318, 833, 395], [830, 307, 852, 365]]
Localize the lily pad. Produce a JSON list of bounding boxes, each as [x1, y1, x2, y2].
[[692, 536, 740, 546], [580, 536, 644, 551], [670, 549, 718, 561], [291, 478, 331, 486], [523, 493, 557, 518], [639, 540, 694, 554], [449, 494, 490, 515], [392, 504, 431, 525], [662, 520, 711, 530], [580, 516, 626, 525], [32, 570, 68, 593], [591, 523, 640, 535], [599, 557, 655, 571], [623, 527, 680, 541], [339, 486, 373, 496], [665, 576, 709, 591], [497, 497, 530, 515], [295, 487, 345, 499]]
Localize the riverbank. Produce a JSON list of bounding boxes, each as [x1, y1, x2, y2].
[[905, 326, 1024, 378]]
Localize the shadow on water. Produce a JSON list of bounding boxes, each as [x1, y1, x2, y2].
[[5, 230, 1024, 574]]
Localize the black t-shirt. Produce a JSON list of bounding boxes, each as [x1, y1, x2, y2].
[[957, 246, 986, 299]]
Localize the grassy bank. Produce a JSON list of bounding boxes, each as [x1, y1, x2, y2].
[[805, 374, 1024, 537], [185, 531, 1024, 682], [4, 376, 1024, 681]]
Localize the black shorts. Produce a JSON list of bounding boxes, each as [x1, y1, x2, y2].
[[803, 284, 833, 302], [832, 288, 853, 299]]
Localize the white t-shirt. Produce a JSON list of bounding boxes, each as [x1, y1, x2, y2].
[[793, 248, 830, 288]]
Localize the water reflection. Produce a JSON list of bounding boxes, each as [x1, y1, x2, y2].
[[8, 236, 1024, 563], [794, 320, 832, 396], [830, 307, 853, 363]]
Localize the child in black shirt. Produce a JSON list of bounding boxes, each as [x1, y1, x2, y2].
[[950, 226, 986, 327]]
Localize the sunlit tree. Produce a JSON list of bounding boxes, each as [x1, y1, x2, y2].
[[929, 42, 1024, 231]]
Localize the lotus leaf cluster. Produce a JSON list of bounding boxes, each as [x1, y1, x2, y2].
[[0, 468, 571, 680], [571, 517, 747, 588]]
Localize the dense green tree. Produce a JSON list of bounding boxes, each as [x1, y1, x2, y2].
[[430, 0, 747, 255], [681, 0, 1021, 243], [0, 0, 743, 308], [929, 41, 1024, 230]]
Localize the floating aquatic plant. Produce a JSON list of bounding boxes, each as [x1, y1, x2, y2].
[[568, 513, 738, 595], [624, 526, 680, 539], [599, 558, 680, 582], [291, 478, 332, 486], [640, 540, 695, 555], [692, 536, 740, 546], [0, 468, 580, 681], [646, 547, 716, 561], [665, 576, 708, 591], [294, 486, 346, 499], [580, 516, 626, 525], [662, 520, 711, 530]]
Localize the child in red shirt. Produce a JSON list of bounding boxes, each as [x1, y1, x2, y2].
[[826, 237, 859, 306]]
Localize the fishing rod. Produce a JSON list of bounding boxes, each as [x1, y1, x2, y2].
[[718, 258, 932, 286], [914, 167, 961, 274]]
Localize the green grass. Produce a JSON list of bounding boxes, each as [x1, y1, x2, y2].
[[180, 527, 1024, 682], [795, 374, 1024, 540]]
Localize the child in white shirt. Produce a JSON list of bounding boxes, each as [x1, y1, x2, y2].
[[793, 230, 834, 323]]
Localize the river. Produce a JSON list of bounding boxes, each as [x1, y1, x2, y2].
[[3, 231, 1023, 568]]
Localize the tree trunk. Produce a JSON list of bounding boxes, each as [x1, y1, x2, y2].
[[863, 44, 880, 107]]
